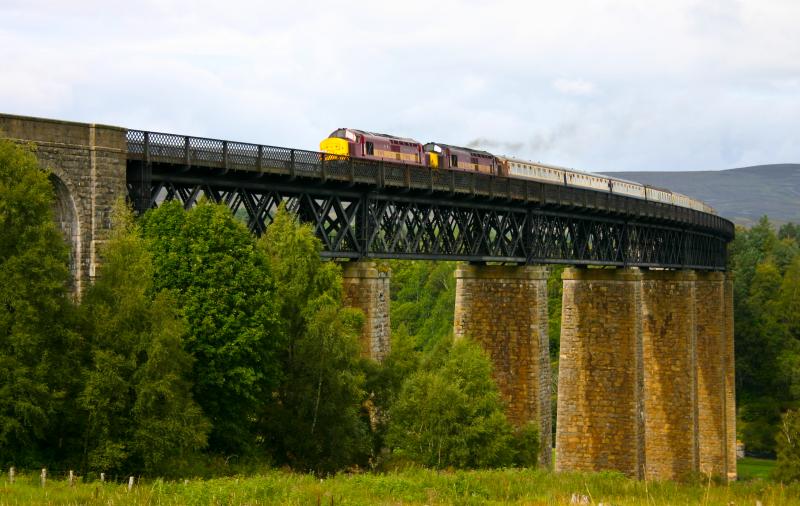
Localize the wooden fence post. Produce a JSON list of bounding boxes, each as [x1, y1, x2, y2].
[[69, 470, 75, 487], [8, 467, 14, 484], [40, 468, 46, 488], [128, 476, 134, 492], [100, 472, 105, 483]]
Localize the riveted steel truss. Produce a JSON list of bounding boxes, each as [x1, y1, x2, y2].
[[126, 171, 728, 270], [125, 128, 731, 270]]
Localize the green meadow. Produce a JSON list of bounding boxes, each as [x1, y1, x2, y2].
[[2, 461, 797, 506]]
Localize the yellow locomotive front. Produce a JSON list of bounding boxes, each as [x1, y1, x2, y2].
[[320, 128, 356, 160], [320, 128, 426, 165]]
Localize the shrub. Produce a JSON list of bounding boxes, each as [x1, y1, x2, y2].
[[386, 338, 516, 469], [513, 422, 540, 468], [775, 409, 800, 482]]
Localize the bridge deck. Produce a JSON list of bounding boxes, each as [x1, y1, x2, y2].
[[125, 130, 734, 270]]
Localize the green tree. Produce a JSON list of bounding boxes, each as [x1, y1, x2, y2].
[[547, 265, 565, 360], [0, 140, 81, 467], [546, 265, 564, 448], [390, 260, 456, 350], [365, 323, 421, 415], [777, 257, 800, 403], [779, 223, 800, 242], [774, 238, 800, 274], [79, 203, 208, 475], [258, 207, 370, 473], [360, 323, 422, 460], [140, 201, 281, 455], [779, 256, 800, 338], [730, 219, 800, 454], [386, 337, 517, 469], [775, 409, 800, 482], [737, 260, 789, 452]]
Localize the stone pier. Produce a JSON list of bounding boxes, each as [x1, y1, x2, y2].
[[453, 263, 552, 468], [641, 269, 698, 480], [341, 261, 391, 361], [556, 267, 736, 481], [695, 271, 736, 480], [0, 113, 127, 295], [556, 267, 645, 478], [724, 274, 737, 481]]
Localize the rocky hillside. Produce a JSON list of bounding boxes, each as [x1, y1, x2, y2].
[[605, 164, 800, 226]]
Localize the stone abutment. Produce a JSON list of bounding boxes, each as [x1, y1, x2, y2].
[[0, 113, 127, 295]]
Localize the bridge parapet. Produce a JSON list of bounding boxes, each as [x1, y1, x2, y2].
[[126, 129, 734, 270], [126, 129, 734, 243]]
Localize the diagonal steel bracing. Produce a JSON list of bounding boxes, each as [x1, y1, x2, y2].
[[125, 129, 733, 270]]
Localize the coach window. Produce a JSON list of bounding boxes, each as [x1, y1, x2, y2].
[[366, 142, 374, 156]]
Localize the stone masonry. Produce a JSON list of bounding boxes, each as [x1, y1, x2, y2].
[[557, 267, 736, 481], [695, 271, 736, 480], [557, 267, 645, 478], [0, 113, 127, 295], [453, 263, 552, 468], [641, 269, 698, 480], [724, 273, 737, 481], [341, 261, 391, 361]]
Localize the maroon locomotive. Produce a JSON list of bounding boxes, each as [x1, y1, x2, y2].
[[320, 128, 425, 166]]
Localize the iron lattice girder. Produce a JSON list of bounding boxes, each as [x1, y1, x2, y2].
[[125, 129, 734, 241], [126, 163, 729, 270]]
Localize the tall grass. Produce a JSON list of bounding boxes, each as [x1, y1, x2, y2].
[[2, 467, 798, 505]]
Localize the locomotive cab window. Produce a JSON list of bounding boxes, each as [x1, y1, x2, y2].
[[331, 129, 356, 141], [451, 155, 458, 167], [366, 142, 374, 156]]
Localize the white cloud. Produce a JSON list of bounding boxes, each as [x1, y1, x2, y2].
[[553, 79, 597, 96], [0, 0, 798, 171]]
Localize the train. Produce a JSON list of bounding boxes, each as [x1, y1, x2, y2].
[[320, 128, 716, 215]]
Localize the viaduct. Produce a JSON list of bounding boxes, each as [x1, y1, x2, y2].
[[0, 113, 735, 481]]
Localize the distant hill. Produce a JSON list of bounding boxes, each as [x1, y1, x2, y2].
[[605, 164, 800, 227]]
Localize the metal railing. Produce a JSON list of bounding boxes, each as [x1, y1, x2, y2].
[[125, 129, 735, 241]]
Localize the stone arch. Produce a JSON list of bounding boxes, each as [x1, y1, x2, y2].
[[49, 173, 82, 293]]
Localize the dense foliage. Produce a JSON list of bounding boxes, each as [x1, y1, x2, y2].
[[387, 260, 563, 448], [386, 338, 535, 469], [0, 141, 542, 477], [775, 409, 800, 482], [0, 141, 79, 467], [78, 203, 209, 474], [730, 217, 800, 456], [389, 260, 456, 351], [257, 208, 370, 473], [139, 201, 282, 456]]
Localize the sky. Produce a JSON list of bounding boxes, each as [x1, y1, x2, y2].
[[1, 0, 799, 172]]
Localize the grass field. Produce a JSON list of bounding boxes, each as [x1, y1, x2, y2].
[[738, 457, 777, 481], [0, 463, 797, 506]]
